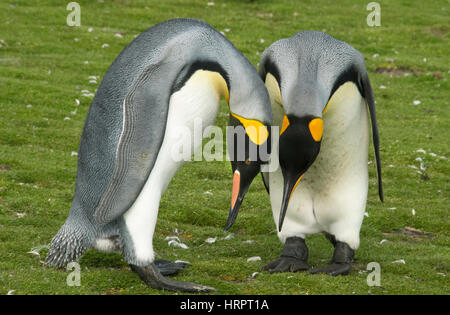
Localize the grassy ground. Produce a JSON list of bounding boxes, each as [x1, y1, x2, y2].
[[0, 0, 448, 295]]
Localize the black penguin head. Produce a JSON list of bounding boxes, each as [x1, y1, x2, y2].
[[278, 114, 323, 231], [224, 114, 271, 231]]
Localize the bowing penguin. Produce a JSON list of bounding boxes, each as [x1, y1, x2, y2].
[[46, 19, 272, 292], [226, 31, 383, 276]]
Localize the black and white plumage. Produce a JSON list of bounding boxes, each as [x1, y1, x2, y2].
[[258, 31, 383, 275], [46, 18, 272, 292]]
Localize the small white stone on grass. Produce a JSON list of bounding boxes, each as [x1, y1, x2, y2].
[[392, 259, 406, 264], [27, 250, 40, 257], [411, 209, 416, 216], [168, 240, 189, 249], [247, 256, 261, 262], [165, 236, 180, 242], [204, 237, 217, 244], [413, 100, 421, 105], [222, 234, 233, 240]]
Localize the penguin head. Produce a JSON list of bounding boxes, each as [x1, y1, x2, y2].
[[277, 114, 323, 231], [224, 113, 271, 231]]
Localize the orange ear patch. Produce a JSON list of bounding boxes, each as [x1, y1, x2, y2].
[[230, 113, 269, 145], [309, 118, 323, 142], [280, 115, 290, 135]]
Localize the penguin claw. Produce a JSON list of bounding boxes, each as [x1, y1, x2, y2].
[[260, 257, 308, 273], [308, 263, 352, 276], [130, 263, 216, 293]]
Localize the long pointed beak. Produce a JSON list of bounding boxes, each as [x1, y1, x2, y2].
[[278, 174, 303, 232], [225, 170, 243, 231]]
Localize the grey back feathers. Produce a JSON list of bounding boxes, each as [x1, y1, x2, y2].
[[260, 31, 383, 201]]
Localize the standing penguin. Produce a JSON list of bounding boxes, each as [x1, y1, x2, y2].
[[46, 19, 272, 292], [226, 31, 383, 276]]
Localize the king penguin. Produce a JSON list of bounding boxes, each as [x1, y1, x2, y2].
[[226, 31, 383, 276], [45, 18, 272, 292]]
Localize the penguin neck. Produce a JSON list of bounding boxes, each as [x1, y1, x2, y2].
[[190, 70, 229, 103]]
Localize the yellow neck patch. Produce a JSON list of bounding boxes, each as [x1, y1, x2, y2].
[[265, 73, 282, 107], [289, 174, 304, 201], [231, 113, 269, 145], [280, 115, 290, 135], [200, 70, 230, 103], [309, 118, 323, 142], [322, 101, 331, 114]]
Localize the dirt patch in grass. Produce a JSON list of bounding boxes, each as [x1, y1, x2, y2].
[[383, 226, 435, 240], [373, 66, 423, 77], [428, 27, 448, 38], [0, 164, 11, 171]]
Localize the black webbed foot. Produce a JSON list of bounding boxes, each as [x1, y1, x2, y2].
[[260, 237, 308, 273], [308, 263, 352, 276], [153, 259, 191, 276], [130, 263, 216, 292], [308, 241, 354, 276]]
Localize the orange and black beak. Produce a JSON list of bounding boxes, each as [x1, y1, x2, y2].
[[224, 114, 271, 231], [225, 161, 261, 231], [277, 115, 323, 232]]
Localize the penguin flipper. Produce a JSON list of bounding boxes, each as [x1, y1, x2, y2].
[[93, 62, 176, 224], [361, 73, 384, 202]]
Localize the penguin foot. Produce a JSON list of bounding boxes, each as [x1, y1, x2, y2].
[[308, 263, 351, 276], [308, 241, 354, 276], [260, 257, 309, 273], [260, 237, 309, 273], [154, 259, 191, 276], [130, 263, 216, 293]]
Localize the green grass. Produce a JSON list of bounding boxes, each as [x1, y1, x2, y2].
[[0, 0, 448, 295]]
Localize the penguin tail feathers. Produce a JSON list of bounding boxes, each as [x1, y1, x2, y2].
[[45, 222, 90, 268], [361, 72, 384, 202]]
